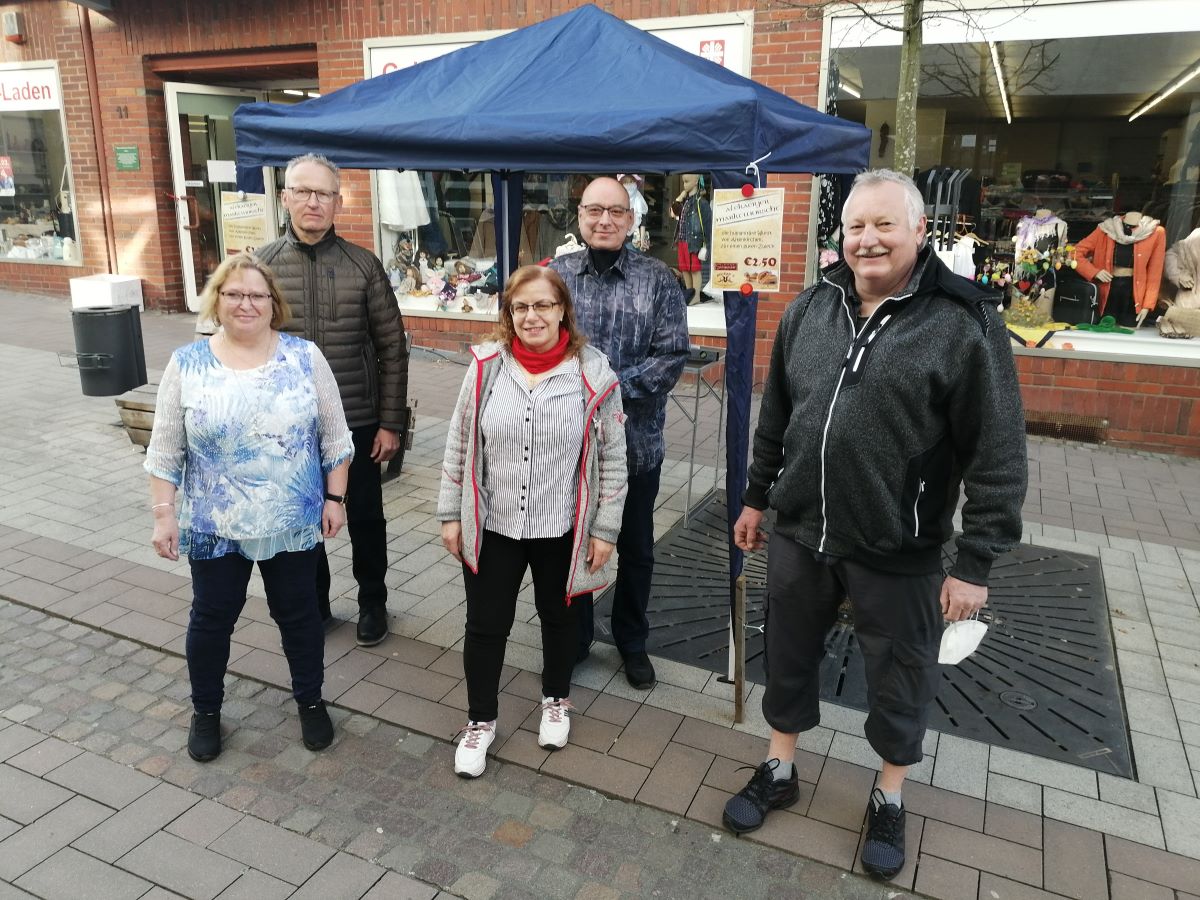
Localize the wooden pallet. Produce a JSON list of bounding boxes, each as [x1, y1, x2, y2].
[[114, 383, 157, 448]]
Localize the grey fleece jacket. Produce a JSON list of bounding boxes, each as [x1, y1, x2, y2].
[[744, 248, 1027, 586], [437, 342, 628, 602]]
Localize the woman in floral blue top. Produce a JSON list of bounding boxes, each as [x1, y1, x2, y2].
[[145, 252, 354, 763]]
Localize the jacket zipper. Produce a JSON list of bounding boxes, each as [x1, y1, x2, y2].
[[815, 278, 912, 553], [913, 479, 925, 537]]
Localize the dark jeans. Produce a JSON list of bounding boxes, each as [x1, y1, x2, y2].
[[760, 532, 944, 767], [187, 548, 323, 713], [462, 530, 578, 722], [576, 464, 661, 657], [317, 422, 388, 617]]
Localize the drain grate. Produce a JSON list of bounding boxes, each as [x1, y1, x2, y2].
[[594, 492, 1132, 778], [1025, 410, 1108, 444]]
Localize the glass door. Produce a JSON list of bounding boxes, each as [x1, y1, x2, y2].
[[164, 83, 277, 312]]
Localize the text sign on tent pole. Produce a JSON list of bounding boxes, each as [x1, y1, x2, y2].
[[710, 188, 785, 293], [220, 192, 271, 255]]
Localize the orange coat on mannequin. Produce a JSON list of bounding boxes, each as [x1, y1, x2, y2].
[[1073, 215, 1166, 316]]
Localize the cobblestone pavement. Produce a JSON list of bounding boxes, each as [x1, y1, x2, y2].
[[4, 289, 1200, 899], [0, 599, 900, 900]]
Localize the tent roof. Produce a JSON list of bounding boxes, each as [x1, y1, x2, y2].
[[233, 4, 868, 175]]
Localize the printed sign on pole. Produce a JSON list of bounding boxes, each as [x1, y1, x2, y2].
[[710, 188, 785, 294], [220, 192, 271, 255]]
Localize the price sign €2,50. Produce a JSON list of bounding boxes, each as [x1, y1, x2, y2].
[[710, 188, 785, 294]]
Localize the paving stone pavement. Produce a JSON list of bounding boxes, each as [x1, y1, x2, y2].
[[5, 289, 1200, 898], [0, 600, 901, 900]]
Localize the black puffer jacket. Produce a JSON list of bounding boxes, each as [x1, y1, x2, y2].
[[744, 248, 1027, 586], [258, 226, 408, 431]]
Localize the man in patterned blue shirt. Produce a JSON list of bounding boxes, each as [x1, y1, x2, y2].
[[549, 176, 690, 689]]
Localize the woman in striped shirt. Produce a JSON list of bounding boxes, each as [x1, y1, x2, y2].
[[437, 265, 628, 778]]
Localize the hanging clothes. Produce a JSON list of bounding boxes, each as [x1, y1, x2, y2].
[[377, 170, 430, 231]]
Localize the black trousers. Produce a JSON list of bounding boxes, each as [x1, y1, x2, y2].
[[575, 464, 661, 656], [761, 533, 944, 767], [188, 548, 323, 713], [462, 530, 579, 722], [316, 422, 388, 616]]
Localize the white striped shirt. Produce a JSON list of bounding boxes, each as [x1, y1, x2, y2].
[[480, 353, 586, 540]]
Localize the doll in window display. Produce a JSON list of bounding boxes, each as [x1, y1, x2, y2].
[[618, 174, 650, 251], [670, 173, 711, 306], [1073, 211, 1166, 328]]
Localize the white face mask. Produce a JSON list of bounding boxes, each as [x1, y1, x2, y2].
[[938, 615, 988, 665]]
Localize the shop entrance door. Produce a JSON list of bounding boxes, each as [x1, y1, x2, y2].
[[164, 83, 278, 312]]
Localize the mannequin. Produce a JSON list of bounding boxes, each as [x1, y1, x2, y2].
[[1074, 212, 1167, 327], [617, 173, 650, 251], [1013, 208, 1069, 318], [1165, 227, 1200, 309], [670, 173, 711, 306]]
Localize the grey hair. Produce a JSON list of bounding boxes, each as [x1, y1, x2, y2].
[[843, 169, 926, 230], [285, 153, 341, 192]]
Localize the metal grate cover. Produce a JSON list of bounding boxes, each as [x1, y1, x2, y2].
[[595, 492, 1132, 778], [1025, 411, 1108, 444]]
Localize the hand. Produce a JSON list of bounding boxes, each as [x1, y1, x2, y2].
[[939, 575, 988, 622], [371, 427, 401, 463], [322, 500, 346, 538], [1094, 270, 1113, 283], [151, 515, 179, 561], [586, 537, 614, 574], [1177, 274, 1195, 290], [733, 507, 767, 553], [441, 521, 463, 563]]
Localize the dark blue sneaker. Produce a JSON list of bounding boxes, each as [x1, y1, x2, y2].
[[722, 760, 800, 835], [861, 788, 906, 879]]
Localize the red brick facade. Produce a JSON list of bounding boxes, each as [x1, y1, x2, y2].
[[1016, 354, 1200, 457], [0, 0, 828, 385]]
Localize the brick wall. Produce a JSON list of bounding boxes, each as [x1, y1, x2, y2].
[[1016, 354, 1200, 457]]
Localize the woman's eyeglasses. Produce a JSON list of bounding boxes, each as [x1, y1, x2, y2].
[[510, 300, 561, 316]]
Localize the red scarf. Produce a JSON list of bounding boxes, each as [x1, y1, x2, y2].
[[511, 328, 570, 374]]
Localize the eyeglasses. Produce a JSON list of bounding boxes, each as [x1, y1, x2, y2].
[[510, 300, 561, 316], [287, 187, 338, 205], [579, 204, 631, 220], [219, 290, 272, 306]]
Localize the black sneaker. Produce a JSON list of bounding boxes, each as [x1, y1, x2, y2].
[[187, 711, 221, 762], [356, 607, 388, 646], [299, 700, 334, 750], [622, 651, 656, 690], [722, 760, 800, 835], [861, 788, 906, 879]]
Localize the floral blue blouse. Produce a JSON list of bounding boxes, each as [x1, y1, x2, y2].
[[145, 332, 354, 561]]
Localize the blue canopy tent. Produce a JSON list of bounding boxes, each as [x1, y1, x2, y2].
[[233, 3, 869, 680]]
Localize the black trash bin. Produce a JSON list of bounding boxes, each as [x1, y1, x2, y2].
[[70, 305, 148, 397]]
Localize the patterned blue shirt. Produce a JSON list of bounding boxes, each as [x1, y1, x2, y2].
[[549, 248, 689, 474], [145, 333, 354, 561]]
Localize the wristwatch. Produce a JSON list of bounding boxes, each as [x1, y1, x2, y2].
[[324, 492, 346, 504]]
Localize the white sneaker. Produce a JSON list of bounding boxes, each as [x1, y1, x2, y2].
[[538, 697, 573, 750], [453, 721, 495, 778]]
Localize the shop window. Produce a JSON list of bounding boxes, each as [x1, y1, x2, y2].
[[374, 170, 673, 317], [0, 64, 79, 264], [829, 1, 1200, 287]]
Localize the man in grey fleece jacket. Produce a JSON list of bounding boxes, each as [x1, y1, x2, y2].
[[721, 171, 1027, 880]]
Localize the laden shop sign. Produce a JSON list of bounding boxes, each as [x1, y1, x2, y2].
[[710, 188, 786, 294], [0, 65, 60, 112]]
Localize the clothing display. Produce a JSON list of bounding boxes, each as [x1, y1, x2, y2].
[[1012, 211, 1069, 317], [1165, 227, 1200, 308], [1074, 215, 1166, 320]]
